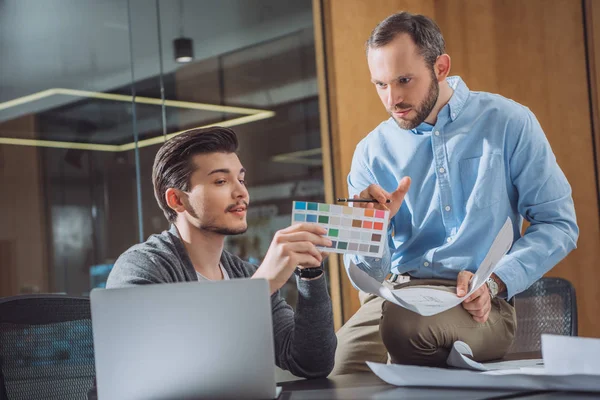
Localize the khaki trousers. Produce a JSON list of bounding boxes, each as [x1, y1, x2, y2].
[[330, 278, 517, 375]]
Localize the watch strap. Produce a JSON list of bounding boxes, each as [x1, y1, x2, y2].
[[294, 266, 324, 280]]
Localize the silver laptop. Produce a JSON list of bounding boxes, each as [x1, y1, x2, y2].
[[90, 279, 278, 400]]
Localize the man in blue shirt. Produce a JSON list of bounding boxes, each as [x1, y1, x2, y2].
[[331, 12, 578, 374]]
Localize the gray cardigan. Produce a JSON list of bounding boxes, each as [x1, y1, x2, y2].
[[106, 225, 336, 378]]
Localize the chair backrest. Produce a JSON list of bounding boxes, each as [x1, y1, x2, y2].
[[0, 295, 95, 400], [509, 277, 577, 353]]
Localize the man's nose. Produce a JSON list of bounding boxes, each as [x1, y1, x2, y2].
[[233, 181, 248, 199], [387, 86, 403, 109]]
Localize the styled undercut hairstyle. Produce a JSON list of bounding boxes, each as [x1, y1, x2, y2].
[[366, 11, 445, 68], [152, 126, 239, 222]]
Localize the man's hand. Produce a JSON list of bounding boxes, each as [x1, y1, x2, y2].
[[354, 177, 411, 221], [457, 270, 491, 323], [252, 223, 332, 294]]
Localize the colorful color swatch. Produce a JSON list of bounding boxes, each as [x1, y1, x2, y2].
[[291, 201, 390, 257]]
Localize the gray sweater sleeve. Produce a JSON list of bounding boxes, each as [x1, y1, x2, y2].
[[270, 275, 337, 379], [224, 254, 336, 379]]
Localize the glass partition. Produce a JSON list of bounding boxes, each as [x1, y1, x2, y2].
[[0, 0, 325, 307]]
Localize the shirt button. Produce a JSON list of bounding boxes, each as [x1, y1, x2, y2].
[[423, 261, 430, 267], [434, 131, 440, 136], [451, 113, 456, 119], [439, 167, 445, 173], [445, 205, 451, 211], [446, 237, 453, 243]]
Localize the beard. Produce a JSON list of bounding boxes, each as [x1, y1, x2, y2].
[[389, 70, 439, 130], [200, 223, 248, 236], [186, 201, 248, 236]]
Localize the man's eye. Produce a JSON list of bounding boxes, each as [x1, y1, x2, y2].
[[239, 179, 246, 185], [376, 82, 387, 88], [399, 78, 411, 84], [215, 180, 226, 185]]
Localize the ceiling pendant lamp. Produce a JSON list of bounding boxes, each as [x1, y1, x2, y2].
[[174, 37, 193, 63], [173, 0, 193, 63]]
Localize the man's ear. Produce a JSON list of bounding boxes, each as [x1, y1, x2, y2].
[[434, 54, 451, 82], [165, 188, 187, 214]]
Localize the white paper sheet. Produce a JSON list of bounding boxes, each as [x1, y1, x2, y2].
[[479, 359, 544, 371], [349, 217, 514, 316], [367, 362, 600, 393], [447, 341, 543, 371], [542, 334, 600, 376], [446, 341, 487, 370], [367, 332, 600, 393]]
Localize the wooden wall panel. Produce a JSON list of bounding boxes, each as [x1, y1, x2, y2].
[[583, 0, 600, 335], [313, 0, 343, 330], [585, 0, 600, 235], [321, 0, 600, 337]]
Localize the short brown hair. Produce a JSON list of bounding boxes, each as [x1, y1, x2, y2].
[[366, 12, 445, 68], [152, 126, 239, 222]]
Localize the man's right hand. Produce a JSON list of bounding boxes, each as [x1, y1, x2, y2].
[[252, 223, 332, 294], [354, 177, 411, 220]]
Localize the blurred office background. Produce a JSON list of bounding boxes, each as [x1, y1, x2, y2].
[[0, 0, 326, 311], [1, 0, 600, 340]]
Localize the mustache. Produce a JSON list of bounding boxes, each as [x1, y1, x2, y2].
[[391, 103, 412, 111], [226, 201, 249, 212]]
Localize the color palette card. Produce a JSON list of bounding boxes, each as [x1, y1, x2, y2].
[[291, 201, 390, 258]]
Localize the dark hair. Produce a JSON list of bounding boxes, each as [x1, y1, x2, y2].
[[152, 126, 239, 222], [366, 12, 445, 68]]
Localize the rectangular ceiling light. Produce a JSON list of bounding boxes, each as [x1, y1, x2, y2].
[[271, 147, 323, 166], [0, 88, 275, 152]]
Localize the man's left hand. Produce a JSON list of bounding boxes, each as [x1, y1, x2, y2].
[[456, 270, 491, 323]]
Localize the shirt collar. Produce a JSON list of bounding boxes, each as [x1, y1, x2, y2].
[[413, 121, 434, 135], [446, 76, 469, 122]]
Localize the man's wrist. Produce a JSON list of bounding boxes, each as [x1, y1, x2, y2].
[[294, 266, 324, 280], [490, 273, 507, 294]]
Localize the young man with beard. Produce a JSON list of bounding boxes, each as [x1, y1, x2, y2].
[[331, 12, 578, 374], [107, 126, 336, 378]]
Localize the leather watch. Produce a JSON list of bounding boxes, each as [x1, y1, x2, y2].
[[486, 277, 499, 298], [294, 266, 324, 280]]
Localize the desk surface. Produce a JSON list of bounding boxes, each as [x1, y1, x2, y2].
[[279, 372, 597, 400], [279, 372, 531, 399], [278, 352, 597, 400]]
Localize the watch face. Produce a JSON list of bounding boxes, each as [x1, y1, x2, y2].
[[487, 279, 498, 296]]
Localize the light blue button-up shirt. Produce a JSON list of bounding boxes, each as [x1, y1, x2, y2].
[[345, 76, 578, 299]]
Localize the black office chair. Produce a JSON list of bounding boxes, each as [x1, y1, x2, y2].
[[0, 295, 96, 400], [509, 277, 577, 353]]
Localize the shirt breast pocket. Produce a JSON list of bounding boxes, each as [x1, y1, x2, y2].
[[459, 153, 503, 210]]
